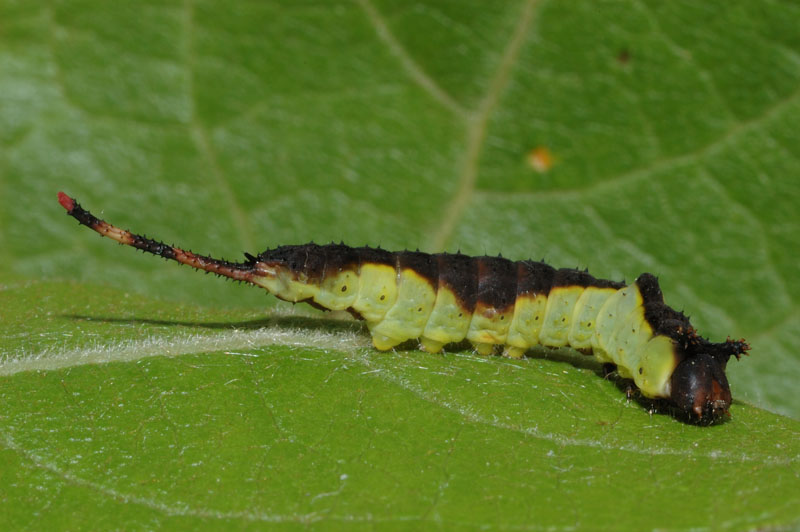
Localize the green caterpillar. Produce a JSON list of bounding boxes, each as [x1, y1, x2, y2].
[[58, 192, 749, 423]]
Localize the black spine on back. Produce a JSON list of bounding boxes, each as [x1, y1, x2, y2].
[[553, 268, 594, 288], [516, 260, 556, 296], [301, 243, 326, 281], [354, 246, 395, 267], [636, 273, 690, 337], [552, 268, 625, 289], [475, 256, 517, 311], [321, 244, 360, 281], [259, 245, 314, 277], [434, 253, 477, 313], [396, 251, 438, 289]]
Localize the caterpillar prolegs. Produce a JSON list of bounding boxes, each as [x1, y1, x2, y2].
[[58, 192, 750, 423]]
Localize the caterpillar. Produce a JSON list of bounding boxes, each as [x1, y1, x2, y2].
[[57, 192, 749, 423]]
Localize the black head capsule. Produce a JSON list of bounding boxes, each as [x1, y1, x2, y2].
[[670, 353, 732, 423]]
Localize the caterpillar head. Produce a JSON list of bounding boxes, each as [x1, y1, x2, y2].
[[670, 353, 732, 423], [669, 336, 749, 423]]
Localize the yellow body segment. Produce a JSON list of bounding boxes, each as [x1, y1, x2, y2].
[[466, 304, 514, 346], [251, 267, 319, 303], [369, 268, 436, 349], [568, 287, 617, 349], [592, 285, 643, 362], [314, 269, 359, 310], [634, 335, 678, 398], [539, 286, 585, 347], [607, 307, 653, 379], [351, 263, 398, 322], [506, 294, 548, 350], [421, 285, 472, 346], [605, 291, 649, 370]]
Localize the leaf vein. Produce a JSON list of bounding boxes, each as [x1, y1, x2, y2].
[[478, 84, 800, 202], [428, 0, 542, 251], [633, 0, 738, 123], [355, 0, 467, 118]]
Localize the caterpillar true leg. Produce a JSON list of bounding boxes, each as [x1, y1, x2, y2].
[[58, 192, 749, 423]]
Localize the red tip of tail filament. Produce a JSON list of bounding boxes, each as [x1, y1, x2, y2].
[[58, 191, 75, 212]]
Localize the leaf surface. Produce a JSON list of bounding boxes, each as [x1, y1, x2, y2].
[[1, 281, 799, 530], [1, 0, 799, 529]]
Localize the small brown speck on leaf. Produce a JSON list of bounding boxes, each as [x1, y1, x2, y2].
[[527, 146, 554, 173]]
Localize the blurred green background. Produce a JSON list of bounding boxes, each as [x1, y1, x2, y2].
[[1, 1, 800, 529]]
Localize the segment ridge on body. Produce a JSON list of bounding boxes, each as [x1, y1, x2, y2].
[[57, 192, 749, 423]]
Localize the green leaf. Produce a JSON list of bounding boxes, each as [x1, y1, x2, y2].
[[2, 0, 799, 529], [2, 281, 799, 530]]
